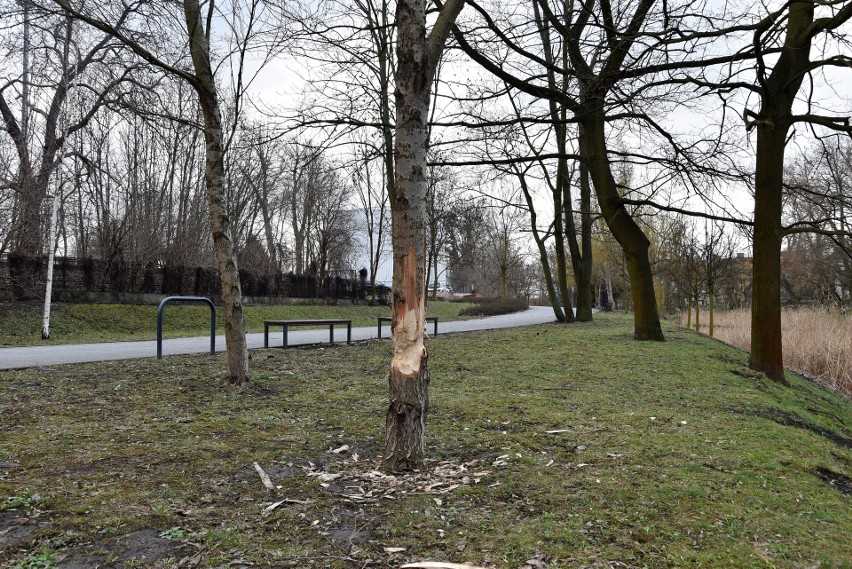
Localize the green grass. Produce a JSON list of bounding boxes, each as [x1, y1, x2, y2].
[[0, 313, 849, 568], [0, 300, 472, 346]]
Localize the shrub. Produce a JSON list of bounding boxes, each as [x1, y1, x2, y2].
[[459, 297, 529, 317]]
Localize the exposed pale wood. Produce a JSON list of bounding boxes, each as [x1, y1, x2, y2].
[[253, 462, 276, 490]]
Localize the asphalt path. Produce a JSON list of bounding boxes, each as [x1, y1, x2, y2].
[[0, 306, 555, 370]]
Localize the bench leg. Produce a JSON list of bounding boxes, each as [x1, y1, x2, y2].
[[264, 324, 269, 348], [377, 320, 382, 339], [433, 318, 438, 336], [283, 325, 288, 349], [347, 323, 352, 345], [329, 324, 334, 344]]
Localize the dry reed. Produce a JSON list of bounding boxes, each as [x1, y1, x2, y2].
[[677, 307, 851, 396]]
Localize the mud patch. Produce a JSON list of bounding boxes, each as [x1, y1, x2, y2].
[[0, 509, 47, 548], [320, 505, 376, 553], [56, 528, 191, 568], [814, 467, 852, 495]]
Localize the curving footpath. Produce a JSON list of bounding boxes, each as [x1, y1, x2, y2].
[[0, 306, 555, 370]]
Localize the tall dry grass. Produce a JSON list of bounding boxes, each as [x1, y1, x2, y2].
[[677, 308, 851, 396]]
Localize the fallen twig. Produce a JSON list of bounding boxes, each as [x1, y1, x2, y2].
[[253, 462, 276, 490]]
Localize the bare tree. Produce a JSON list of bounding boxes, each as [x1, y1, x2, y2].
[[782, 140, 852, 306], [0, 1, 142, 257], [382, 0, 465, 472], [479, 198, 527, 299], [742, 0, 852, 381], [699, 222, 738, 338], [52, 0, 290, 385], [352, 141, 389, 303]]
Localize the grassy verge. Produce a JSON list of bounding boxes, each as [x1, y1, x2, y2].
[[0, 300, 472, 347], [1, 313, 850, 568]]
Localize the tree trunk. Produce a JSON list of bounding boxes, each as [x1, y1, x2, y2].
[[709, 290, 715, 338], [571, 125, 594, 322], [694, 294, 700, 332], [583, 110, 664, 341], [552, 178, 575, 321], [383, 0, 433, 472], [518, 172, 564, 321], [383, 0, 463, 472], [749, 0, 816, 383], [184, 0, 249, 385], [42, 189, 61, 339], [532, 0, 578, 323], [750, 124, 786, 382], [606, 272, 614, 311]]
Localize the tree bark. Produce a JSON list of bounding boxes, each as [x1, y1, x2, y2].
[[184, 0, 249, 385], [383, 0, 463, 472], [709, 290, 715, 338], [750, 124, 787, 382], [694, 294, 700, 332], [384, 0, 431, 472], [571, 125, 594, 322], [749, 0, 823, 383], [583, 109, 664, 341]]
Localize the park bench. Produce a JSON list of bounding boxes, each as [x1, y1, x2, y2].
[[264, 319, 352, 349], [377, 316, 438, 339]]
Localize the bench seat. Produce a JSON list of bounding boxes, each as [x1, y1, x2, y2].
[[264, 319, 352, 349]]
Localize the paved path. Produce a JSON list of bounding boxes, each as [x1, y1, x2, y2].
[[0, 307, 555, 370]]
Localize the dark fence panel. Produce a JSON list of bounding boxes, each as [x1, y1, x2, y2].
[[0, 255, 361, 302]]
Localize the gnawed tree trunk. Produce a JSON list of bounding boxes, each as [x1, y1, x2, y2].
[[184, 0, 249, 385], [383, 0, 464, 472]]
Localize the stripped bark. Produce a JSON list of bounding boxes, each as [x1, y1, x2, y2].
[[383, 0, 464, 472]]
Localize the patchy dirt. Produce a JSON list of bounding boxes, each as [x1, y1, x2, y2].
[[55, 528, 192, 568], [0, 509, 48, 548], [814, 467, 852, 495]]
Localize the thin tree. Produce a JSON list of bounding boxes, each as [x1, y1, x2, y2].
[[383, 0, 465, 472], [52, 0, 289, 385]]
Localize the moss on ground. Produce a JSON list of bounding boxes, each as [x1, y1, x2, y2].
[[0, 313, 849, 568]]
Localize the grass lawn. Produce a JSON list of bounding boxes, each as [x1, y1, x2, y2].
[[1, 313, 849, 568], [0, 300, 472, 347]]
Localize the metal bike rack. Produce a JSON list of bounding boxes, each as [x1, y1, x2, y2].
[[156, 296, 216, 359]]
